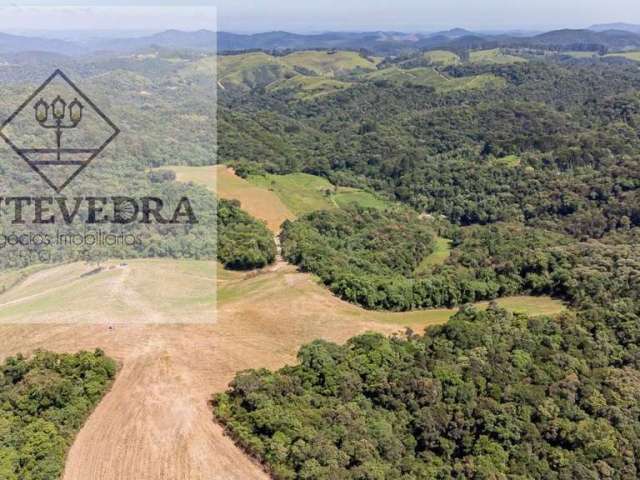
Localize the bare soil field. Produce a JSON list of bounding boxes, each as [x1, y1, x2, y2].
[[167, 165, 295, 233], [0, 259, 565, 480], [0, 259, 406, 480]]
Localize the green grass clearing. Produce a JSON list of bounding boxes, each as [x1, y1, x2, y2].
[[278, 50, 380, 76], [248, 172, 335, 215], [371, 295, 566, 330], [422, 50, 461, 66], [606, 51, 640, 62], [470, 48, 528, 64], [332, 189, 390, 210], [267, 75, 352, 99], [415, 237, 452, 274], [218, 50, 379, 92], [491, 154, 521, 167], [364, 67, 506, 92], [248, 172, 392, 216]]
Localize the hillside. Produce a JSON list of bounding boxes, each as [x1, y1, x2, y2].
[[218, 50, 379, 94], [214, 27, 640, 478], [590, 23, 640, 34], [0, 251, 563, 480], [531, 28, 640, 49], [2, 22, 640, 479], [218, 50, 508, 98]]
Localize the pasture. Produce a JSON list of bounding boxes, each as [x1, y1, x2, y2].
[[247, 172, 392, 216], [470, 48, 528, 64], [364, 67, 506, 91], [423, 50, 461, 66], [164, 165, 294, 232], [606, 51, 640, 61], [415, 236, 452, 274]]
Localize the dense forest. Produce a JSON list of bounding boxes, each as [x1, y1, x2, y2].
[[282, 209, 576, 310], [220, 60, 640, 239], [215, 50, 640, 478], [218, 198, 277, 270], [216, 224, 640, 478], [215, 303, 640, 479], [0, 350, 116, 480], [0, 52, 276, 272], [0, 51, 217, 269]]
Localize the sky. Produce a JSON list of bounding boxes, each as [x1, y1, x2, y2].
[[0, 0, 638, 33], [0, 5, 217, 34]]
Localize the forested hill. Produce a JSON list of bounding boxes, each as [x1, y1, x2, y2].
[[215, 43, 640, 478], [220, 58, 640, 240]]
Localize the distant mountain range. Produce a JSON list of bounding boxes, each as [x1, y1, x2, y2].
[[0, 32, 84, 55], [216, 28, 640, 53], [1, 26, 640, 57], [589, 23, 640, 34], [531, 29, 640, 49]]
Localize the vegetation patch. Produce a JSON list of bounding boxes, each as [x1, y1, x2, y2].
[[283, 214, 576, 311], [248, 172, 391, 216], [214, 302, 638, 479], [281, 207, 436, 310], [606, 51, 640, 62], [248, 172, 335, 215], [268, 75, 352, 99], [331, 189, 390, 210], [218, 50, 378, 92], [364, 67, 505, 92], [278, 50, 380, 76], [0, 350, 116, 480], [469, 48, 528, 64], [415, 236, 452, 274], [371, 295, 565, 329], [218, 52, 294, 90], [563, 51, 600, 59], [218, 199, 277, 270], [490, 154, 521, 167], [422, 50, 461, 66]]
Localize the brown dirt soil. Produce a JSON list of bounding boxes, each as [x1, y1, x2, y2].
[[166, 165, 295, 233], [0, 260, 405, 480]]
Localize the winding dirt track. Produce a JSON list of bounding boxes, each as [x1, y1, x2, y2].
[[0, 261, 402, 480]]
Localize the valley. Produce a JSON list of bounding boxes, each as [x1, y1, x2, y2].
[[1, 15, 639, 478], [0, 159, 566, 479]]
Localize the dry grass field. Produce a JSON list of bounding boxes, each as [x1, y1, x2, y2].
[[0, 259, 419, 480], [167, 165, 295, 233]]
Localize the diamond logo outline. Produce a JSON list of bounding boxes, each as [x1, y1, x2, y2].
[[0, 69, 120, 194]]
